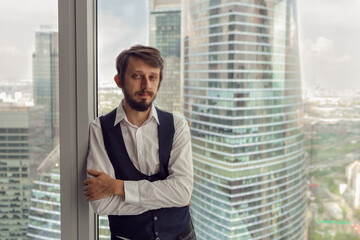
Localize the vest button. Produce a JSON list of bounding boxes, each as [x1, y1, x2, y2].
[[154, 216, 158, 221], [155, 231, 159, 236]]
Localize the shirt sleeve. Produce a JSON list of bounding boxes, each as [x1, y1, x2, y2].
[[86, 118, 149, 216], [124, 116, 194, 208]]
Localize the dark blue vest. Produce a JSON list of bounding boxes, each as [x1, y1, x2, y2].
[[100, 107, 190, 240]]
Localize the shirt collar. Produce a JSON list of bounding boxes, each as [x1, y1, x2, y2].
[[114, 99, 160, 126]]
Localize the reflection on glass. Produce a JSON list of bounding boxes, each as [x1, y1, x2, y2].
[[96, 0, 359, 240], [0, 2, 59, 239]]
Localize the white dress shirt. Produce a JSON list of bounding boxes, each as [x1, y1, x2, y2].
[[87, 100, 193, 216]]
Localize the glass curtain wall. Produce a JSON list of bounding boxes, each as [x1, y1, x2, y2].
[[183, 0, 306, 239], [0, 1, 60, 240], [94, 0, 359, 240], [149, 0, 182, 114]]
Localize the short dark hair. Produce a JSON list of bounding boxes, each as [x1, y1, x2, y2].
[[116, 45, 164, 85]]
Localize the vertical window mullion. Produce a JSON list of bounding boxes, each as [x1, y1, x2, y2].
[[59, 0, 97, 239]]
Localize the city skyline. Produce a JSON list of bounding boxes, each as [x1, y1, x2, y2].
[[0, 1, 359, 240], [1, 0, 359, 89]]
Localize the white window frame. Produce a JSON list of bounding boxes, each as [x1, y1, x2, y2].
[[59, 0, 97, 239]]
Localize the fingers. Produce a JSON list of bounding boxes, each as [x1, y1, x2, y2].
[[83, 185, 90, 196], [83, 179, 91, 186], [87, 169, 102, 177], [84, 186, 95, 202], [86, 195, 93, 201], [85, 192, 99, 202], [83, 179, 100, 201], [83, 170, 113, 201]]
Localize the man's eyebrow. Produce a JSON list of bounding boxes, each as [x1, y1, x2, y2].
[[131, 70, 158, 75]]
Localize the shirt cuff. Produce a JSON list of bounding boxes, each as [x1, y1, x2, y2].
[[124, 181, 140, 204]]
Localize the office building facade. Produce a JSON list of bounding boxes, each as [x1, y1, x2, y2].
[[149, 0, 182, 114], [32, 25, 59, 151], [27, 146, 60, 240], [182, 0, 306, 239], [0, 105, 31, 240]]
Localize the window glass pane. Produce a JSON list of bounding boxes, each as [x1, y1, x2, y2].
[[299, 0, 360, 239], [96, 0, 359, 240], [0, 1, 60, 239], [97, 0, 148, 116], [97, 1, 148, 238], [184, 1, 305, 239]]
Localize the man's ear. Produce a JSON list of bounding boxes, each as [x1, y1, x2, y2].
[[114, 74, 122, 88]]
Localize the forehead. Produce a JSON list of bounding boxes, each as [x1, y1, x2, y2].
[[126, 56, 160, 74]]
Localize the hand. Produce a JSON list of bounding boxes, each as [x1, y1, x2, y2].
[[83, 169, 124, 201]]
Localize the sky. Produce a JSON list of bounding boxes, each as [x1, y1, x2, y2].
[[297, 0, 360, 89], [97, 0, 148, 84], [0, 0, 359, 89], [0, 0, 58, 84]]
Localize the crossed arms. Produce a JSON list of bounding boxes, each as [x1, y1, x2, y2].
[[83, 116, 193, 216]]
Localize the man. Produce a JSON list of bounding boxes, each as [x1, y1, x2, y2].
[[83, 45, 196, 240]]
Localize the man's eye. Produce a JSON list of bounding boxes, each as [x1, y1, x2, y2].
[[150, 76, 157, 80], [132, 74, 141, 79]]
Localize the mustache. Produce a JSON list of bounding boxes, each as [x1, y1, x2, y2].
[[136, 90, 154, 96]]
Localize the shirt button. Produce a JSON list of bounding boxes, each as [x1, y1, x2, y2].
[[154, 216, 158, 221]]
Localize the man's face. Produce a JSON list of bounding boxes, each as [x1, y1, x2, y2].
[[118, 57, 160, 112]]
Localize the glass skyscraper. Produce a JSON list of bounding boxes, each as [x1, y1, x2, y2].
[[149, 0, 182, 114], [26, 24, 61, 240], [0, 105, 31, 240], [27, 146, 60, 240], [183, 0, 306, 239], [32, 25, 59, 152]]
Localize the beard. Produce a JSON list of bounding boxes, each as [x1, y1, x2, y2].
[[122, 87, 156, 112]]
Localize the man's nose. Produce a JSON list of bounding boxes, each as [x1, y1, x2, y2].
[[141, 76, 151, 89]]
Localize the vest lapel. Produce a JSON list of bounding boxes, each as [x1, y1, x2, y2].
[[100, 107, 175, 181]]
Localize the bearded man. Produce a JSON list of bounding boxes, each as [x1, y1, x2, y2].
[[83, 45, 196, 240]]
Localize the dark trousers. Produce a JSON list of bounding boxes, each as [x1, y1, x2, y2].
[[111, 219, 196, 240], [176, 219, 196, 240]]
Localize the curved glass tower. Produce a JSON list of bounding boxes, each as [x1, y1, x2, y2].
[[182, 0, 306, 239], [27, 146, 60, 240]]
